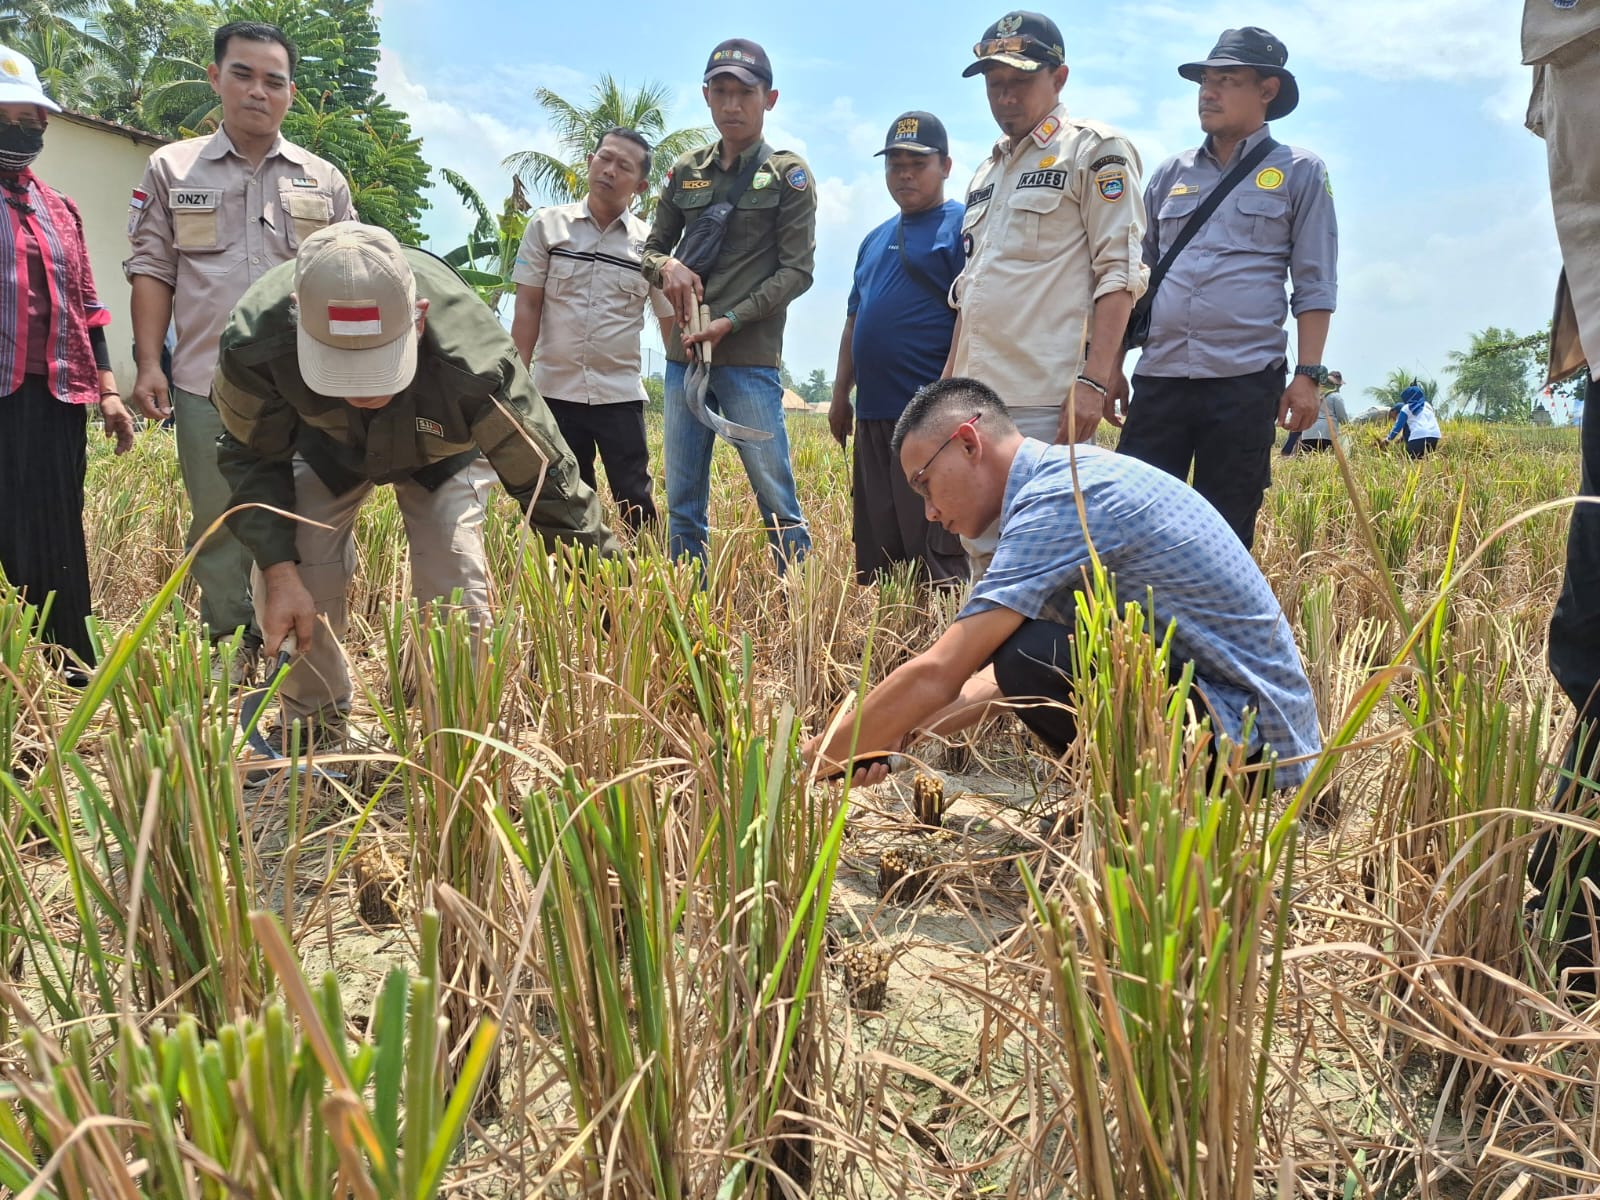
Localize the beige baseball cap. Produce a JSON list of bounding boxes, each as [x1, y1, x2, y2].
[[294, 224, 418, 397], [0, 45, 61, 112]]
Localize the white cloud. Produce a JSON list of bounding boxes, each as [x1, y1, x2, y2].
[[377, 50, 569, 253]]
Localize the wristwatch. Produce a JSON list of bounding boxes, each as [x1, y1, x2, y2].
[[722, 311, 743, 333], [1293, 364, 1329, 385]]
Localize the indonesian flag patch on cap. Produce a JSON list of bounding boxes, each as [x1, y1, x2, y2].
[[326, 301, 383, 337], [293, 224, 420, 397]]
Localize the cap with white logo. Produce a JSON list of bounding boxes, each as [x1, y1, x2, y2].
[[294, 224, 418, 397], [0, 44, 61, 112]]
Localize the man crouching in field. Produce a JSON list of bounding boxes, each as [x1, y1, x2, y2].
[[802, 376, 1320, 788], [212, 223, 617, 751]]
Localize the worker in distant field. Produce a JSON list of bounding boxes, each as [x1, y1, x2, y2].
[[803, 377, 1320, 791], [213, 223, 617, 751]]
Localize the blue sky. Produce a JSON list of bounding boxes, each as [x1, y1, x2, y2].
[[376, 0, 1553, 406]]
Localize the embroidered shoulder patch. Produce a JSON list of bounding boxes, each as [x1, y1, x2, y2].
[[129, 187, 148, 210], [1097, 172, 1126, 202], [786, 166, 809, 190], [1089, 154, 1127, 173], [966, 184, 995, 206]]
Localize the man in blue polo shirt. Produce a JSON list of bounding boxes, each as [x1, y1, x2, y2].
[[804, 376, 1320, 790], [829, 111, 968, 586]]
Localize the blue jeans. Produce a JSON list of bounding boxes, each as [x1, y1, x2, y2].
[[663, 361, 810, 570]]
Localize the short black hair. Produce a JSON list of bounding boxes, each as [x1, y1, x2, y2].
[[214, 21, 298, 71], [892, 376, 1016, 456], [595, 127, 653, 179]]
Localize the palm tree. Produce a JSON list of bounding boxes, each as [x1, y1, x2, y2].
[[439, 168, 528, 314], [1365, 369, 1439, 411], [502, 76, 710, 218]]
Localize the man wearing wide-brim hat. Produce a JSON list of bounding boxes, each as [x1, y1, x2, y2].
[[1115, 26, 1338, 551]]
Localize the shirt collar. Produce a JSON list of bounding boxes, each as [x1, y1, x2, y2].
[[202, 124, 306, 164], [1001, 437, 1048, 520], [999, 102, 1068, 161], [1201, 122, 1272, 168], [708, 138, 768, 172]]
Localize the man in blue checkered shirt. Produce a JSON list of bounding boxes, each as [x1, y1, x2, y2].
[[803, 376, 1320, 789]]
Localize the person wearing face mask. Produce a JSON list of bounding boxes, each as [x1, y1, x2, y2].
[[124, 21, 355, 687], [0, 45, 136, 683]]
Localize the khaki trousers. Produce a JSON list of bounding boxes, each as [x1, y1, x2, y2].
[[174, 387, 258, 641], [257, 455, 495, 724]]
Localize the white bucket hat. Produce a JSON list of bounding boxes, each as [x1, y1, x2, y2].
[[0, 45, 62, 113]]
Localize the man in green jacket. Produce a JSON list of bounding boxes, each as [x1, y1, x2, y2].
[[642, 37, 816, 571], [213, 222, 617, 742]]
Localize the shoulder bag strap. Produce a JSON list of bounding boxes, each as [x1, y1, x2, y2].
[[895, 214, 952, 304], [723, 141, 770, 209], [1144, 136, 1279, 305]]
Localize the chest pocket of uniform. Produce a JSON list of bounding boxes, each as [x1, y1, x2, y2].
[[1156, 191, 1200, 252], [618, 270, 650, 299], [728, 185, 780, 253], [1231, 190, 1291, 244], [1003, 185, 1067, 262], [675, 184, 716, 213], [545, 255, 583, 293], [171, 188, 223, 255], [277, 182, 334, 249]]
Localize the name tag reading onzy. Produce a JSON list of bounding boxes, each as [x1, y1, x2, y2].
[[172, 189, 222, 209], [1016, 170, 1067, 191]]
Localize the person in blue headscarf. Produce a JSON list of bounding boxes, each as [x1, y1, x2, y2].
[[1383, 383, 1440, 458]]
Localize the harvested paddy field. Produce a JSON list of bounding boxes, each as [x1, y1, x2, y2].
[[1, 416, 1595, 1198]]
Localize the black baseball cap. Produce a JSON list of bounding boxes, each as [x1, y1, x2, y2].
[[874, 111, 949, 157], [962, 11, 1066, 78], [1179, 27, 1299, 120], [704, 38, 773, 88]]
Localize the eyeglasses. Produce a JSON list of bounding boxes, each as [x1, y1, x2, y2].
[[974, 35, 1063, 62], [909, 412, 981, 499]]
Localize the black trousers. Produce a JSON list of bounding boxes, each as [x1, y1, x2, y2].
[[1118, 364, 1286, 549], [543, 397, 656, 533], [1534, 375, 1600, 925], [851, 418, 968, 587], [0, 377, 96, 666], [1405, 437, 1440, 459]]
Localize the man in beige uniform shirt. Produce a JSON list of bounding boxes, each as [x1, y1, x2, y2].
[[1523, 0, 1600, 978], [511, 127, 672, 534], [124, 20, 354, 682], [944, 10, 1147, 567]]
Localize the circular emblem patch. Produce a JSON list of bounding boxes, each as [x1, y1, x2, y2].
[[1255, 167, 1285, 190], [0, 58, 19, 78], [961, 231, 974, 255]]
